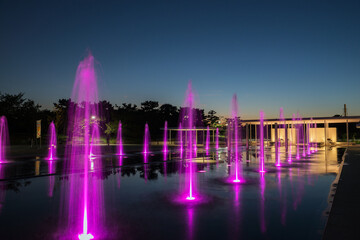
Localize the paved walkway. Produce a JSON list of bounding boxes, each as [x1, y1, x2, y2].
[[323, 146, 360, 239]]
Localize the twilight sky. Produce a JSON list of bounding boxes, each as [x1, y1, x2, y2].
[[0, 0, 359, 119]]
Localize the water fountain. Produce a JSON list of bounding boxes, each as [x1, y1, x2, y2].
[[62, 53, 104, 240], [276, 108, 285, 167], [205, 126, 210, 154], [47, 121, 57, 160], [306, 122, 311, 155], [314, 122, 318, 152], [143, 123, 150, 156], [0, 116, 9, 163], [163, 121, 168, 154], [180, 81, 197, 201], [230, 94, 242, 183], [117, 121, 124, 156], [259, 110, 265, 173]]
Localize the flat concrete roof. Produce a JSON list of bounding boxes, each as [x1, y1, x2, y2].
[[241, 116, 360, 125]]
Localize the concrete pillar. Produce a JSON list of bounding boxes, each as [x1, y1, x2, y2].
[[255, 123, 257, 145], [249, 124, 252, 144], [169, 130, 171, 145], [324, 121, 328, 146]]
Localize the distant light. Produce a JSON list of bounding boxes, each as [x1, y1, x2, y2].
[[91, 116, 96, 120]]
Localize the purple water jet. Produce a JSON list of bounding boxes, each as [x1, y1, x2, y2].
[[276, 108, 285, 167], [163, 121, 168, 154], [229, 94, 243, 183], [307, 122, 311, 155], [259, 111, 265, 173], [205, 125, 210, 153], [180, 81, 197, 201], [143, 123, 150, 157], [47, 121, 57, 160], [296, 113, 300, 159], [0, 116, 9, 163], [117, 121, 124, 156], [62, 53, 103, 239]]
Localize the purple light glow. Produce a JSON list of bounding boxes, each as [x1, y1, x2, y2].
[[260, 172, 266, 233]]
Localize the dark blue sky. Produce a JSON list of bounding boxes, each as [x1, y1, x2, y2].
[[0, 0, 359, 118]]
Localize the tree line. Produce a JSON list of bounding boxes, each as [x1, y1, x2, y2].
[[0, 92, 220, 144]]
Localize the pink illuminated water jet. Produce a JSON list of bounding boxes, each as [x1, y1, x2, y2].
[[0, 116, 9, 163], [259, 111, 265, 173], [163, 121, 168, 154], [117, 121, 124, 156], [276, 108, 284, 167], [143, 123, 150, 156], [47, 121, 57, 160], [62, 52, 104, 239], [229, 94, 243, 183], [205, 126, 210, 153], [180, 81, 197, 201]]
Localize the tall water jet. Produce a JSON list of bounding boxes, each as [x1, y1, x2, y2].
[[205, 126, 210, 153], [315, 122, 318, 152], [163, 121, 168, 154], [180, 81, 197, 201], [259, 111, 265, 173], [307, 122, 311, 155], [276, 108, 285, 167], [143, 123, 150, 157], [47, 121, 57, 160], [230, 94, 242, 183], [296, 113, 300, 160], [0, 116, 9, 163], [62, 53, 103, 239], [117, 121, 124, 156], [215, 128, 219, 150]]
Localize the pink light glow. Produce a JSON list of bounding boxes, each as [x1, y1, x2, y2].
[[260, 172, 266, 233], [78, 208, 94, 240]]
